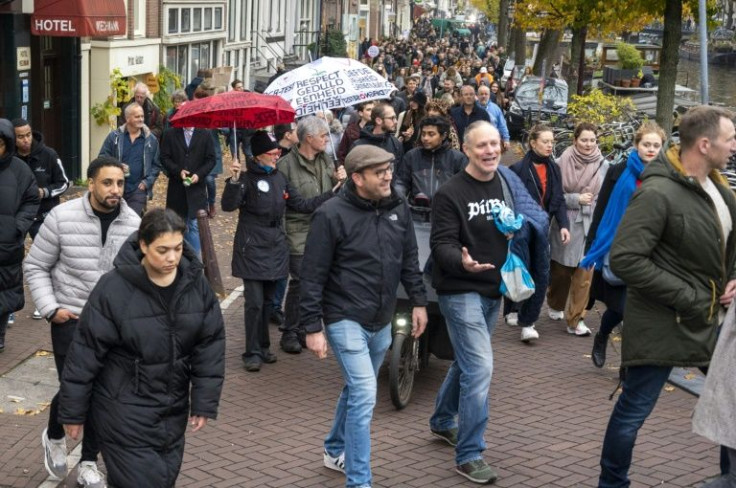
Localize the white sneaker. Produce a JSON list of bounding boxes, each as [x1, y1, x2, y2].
[[567, 321, 592, 337], [504, 312, 519, 326], [520, 325, 539, 342], [41, 427, 67, 480], [32, 309, 43, 320], [548, 309, 564, 320], [77, 461, 106, 488], [323, 450, 345, 474]]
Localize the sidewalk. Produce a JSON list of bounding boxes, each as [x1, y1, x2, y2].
[[0, 174, 721, 488]]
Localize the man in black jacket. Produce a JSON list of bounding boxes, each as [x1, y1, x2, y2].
[[300, 145, 427, 488], [396, 116, 467, 201], [0, 118, 40, 351], [13, 119, 69, 240], [450, 85, 491, 142], [160, 125, 216, 258], [351, 102, 404, 173]]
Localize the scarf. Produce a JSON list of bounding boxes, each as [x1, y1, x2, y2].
[[580, 150, 644, 269], [558, 145, 603, 195]]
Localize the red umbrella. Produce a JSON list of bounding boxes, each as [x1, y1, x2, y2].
[[169, 91, 295, 129]]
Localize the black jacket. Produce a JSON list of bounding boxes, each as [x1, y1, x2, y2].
[[299, 181, 427, 333], [59, 235, 225, 487], [352, 125, 405, 165], [160, 127, 216, 220], [510, 151, 569, 229], [20, 131, 69, 219], [396, 140, 467, 200], [450, 103, 491, 142], [0, 120, 40, 315], [221, 160, 334, 281]]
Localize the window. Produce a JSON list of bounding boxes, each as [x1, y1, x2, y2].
[[177, 45, 188, 80], [227, 0, 235, 41], [204, 8, 212, 30], [168, 9, 178, 34], [193, 8, 202, 32], [215, 8, 222, 29], [166, 46, 177, 73], [190, 44, 200, 78], [200, 42, 211, 69], [134, 0, 145, 36], [181, 8, 191, 33], [240, 0, 248, 41]]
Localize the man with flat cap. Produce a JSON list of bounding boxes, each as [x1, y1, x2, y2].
[[299, 145, 428, 488]]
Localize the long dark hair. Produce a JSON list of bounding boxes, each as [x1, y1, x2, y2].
[[139, 208, 186, 245]]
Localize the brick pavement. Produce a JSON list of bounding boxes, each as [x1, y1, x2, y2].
[[0, 173, 723, 488]]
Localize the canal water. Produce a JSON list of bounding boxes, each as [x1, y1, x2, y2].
[[677, 57, 736, 108]]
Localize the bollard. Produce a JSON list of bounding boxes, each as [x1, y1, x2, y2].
[[196, 209, 225, 298]]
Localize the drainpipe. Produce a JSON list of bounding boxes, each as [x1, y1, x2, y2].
[[698, 0, 709, 104], [244, 0, 253, 88]]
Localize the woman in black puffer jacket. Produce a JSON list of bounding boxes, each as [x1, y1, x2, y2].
[[59, 208, 225, 488]]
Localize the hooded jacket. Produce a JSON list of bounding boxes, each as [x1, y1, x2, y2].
[[299, 181, 428, 333], [0, 120, 40, 314], [221, 159, 334, 281], [59, 234, 225, 487], [18, 131, 69, 218], [396, 139, 468, 199], [351, 125, 405, 167], [611, 147, 736, 367]]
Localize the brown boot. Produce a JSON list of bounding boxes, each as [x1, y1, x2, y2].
[[208, 203, 216, 218]]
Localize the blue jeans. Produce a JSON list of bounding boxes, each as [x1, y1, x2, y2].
[[185, 218, 201, 258], [598, 365, 673, 488], [430, 292, 501, 465], [324, 320, 392, 488]]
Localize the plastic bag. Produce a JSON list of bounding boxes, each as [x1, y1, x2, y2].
[[499, 241, 536, 302], [491, 202, 524, 234]]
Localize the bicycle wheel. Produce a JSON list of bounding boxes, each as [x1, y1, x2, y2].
[[389, 333, 418, 410]]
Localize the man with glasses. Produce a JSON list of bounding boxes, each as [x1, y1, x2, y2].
[[352, 102, 404, 172], [277, 116, 346, 353], [300, 144, 428, 488]]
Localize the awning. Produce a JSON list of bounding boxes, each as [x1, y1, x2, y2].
[[31, 0, 126, 37]]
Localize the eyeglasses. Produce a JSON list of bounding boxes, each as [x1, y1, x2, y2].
[[370, 162, 394, 179], [264, 149, 282, 157], [384, 115, 398, 121]]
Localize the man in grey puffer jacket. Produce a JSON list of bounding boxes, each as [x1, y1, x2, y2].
[[24, 156, 140, 487]]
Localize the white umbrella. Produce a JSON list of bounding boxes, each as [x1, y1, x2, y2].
[[264, 57, 397, 118]]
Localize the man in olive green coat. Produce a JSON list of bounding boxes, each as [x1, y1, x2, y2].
[[598, 106, 736, 488], [276, 116, 346, 353]]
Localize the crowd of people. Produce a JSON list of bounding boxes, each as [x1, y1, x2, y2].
[[1, 16, 736, 488]]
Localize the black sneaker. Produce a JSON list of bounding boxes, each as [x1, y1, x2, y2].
[[269, 309, 284, 326], [280, 335, 302, 354], [592, 332, 608, 368], [456, 459, 498, 484], [431, 427, 458, 447], [243, 357, 262, 372]]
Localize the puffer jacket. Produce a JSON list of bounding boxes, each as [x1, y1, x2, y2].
[[611, 147, 736, 367], [277, 148, 336, 255], [98, 124, 161, 198], [221, 159, 335, 281], [59, 234, 225, 487], [0, 120, 40, 314], [300, 180, 428, 333], [395, 140, 467, 199], [22, 131, 69, 218], [23, 194, 141, 318]]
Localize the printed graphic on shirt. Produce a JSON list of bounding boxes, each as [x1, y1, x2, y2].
[[467, 198, 509, 222]]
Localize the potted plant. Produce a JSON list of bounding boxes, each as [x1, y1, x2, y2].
[[630, 68, 643, 88], [616, 42, 644, 82]]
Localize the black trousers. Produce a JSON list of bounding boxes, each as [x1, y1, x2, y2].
[[282, 255, 304, 340], [48, 319, 99, 462], [242, 280, 277, 361]]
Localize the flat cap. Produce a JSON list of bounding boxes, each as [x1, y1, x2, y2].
[[344, 145, 395, 175]]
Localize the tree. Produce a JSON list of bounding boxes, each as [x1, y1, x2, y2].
[[655, 0, 682, 135], [469, 0, 500, 22], [498, 0, 511, 49]]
